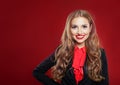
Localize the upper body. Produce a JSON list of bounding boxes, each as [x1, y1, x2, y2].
[[33, 48, 109, 85], [33, 10, 109, 85]]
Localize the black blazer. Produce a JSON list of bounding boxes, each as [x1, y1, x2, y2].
[[33, 49, 109, 85]]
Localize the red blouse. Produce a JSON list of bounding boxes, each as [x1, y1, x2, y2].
[[72, 46, 86, 84]]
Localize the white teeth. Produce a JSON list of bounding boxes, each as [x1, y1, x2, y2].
[[77, 36, 84, 38]]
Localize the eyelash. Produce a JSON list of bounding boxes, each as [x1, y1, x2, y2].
[[71, 25, 87, 29], [82, 25, 87, 28], [71, 25, 77, 28]]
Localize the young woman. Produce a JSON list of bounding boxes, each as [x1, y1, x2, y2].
[[33, 10, 109, 85]]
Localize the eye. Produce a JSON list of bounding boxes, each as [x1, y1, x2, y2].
[[82, 25, 87, 28], [71, 25, 78, 29]]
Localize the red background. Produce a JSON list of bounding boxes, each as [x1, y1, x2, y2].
[[0, 0, 120, 85]]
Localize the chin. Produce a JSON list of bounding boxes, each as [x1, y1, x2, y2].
[[76, 40, 85, 44]]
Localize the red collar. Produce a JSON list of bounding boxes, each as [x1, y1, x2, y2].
[[72, 46, 86, 67]]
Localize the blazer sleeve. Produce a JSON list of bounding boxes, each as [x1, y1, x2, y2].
[[32, 52, 60, 85], [98, 49, 109, 85]]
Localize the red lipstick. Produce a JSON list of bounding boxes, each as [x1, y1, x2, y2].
[[75, 34, 86, 39]]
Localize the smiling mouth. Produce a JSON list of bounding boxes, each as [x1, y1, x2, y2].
[[75, 34, 86, 39]]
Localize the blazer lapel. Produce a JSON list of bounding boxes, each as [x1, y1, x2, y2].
[[78, 54, 90, 85], [67, 53, 89, 85]]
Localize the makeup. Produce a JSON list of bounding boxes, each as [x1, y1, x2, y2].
[[75, 34, 86, 39]]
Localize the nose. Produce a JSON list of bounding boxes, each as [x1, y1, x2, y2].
[[77, 27, 83, 34]]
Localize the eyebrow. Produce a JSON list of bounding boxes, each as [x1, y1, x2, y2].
[[81, 24, 89, 25], [71, 24, 78, 27], [71, 24, 89, 26]]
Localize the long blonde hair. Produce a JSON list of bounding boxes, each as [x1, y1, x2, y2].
[[52, 10, 104, 82]]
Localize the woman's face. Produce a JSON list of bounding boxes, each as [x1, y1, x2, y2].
[[70, 17, 91, 47]]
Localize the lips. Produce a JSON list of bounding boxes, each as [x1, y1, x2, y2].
[[75, 34, 86, 39]]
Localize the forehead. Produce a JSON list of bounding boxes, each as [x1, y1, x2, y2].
[[71, 17, 89, 25]]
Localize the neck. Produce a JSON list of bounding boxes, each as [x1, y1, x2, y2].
[[76, 42, 85, 49]]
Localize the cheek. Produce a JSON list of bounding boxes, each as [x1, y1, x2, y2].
[[84, 29, 91, 34], [85, 34, 90, 38], [71, 29, 77, 34], [84, 32, 91, 40], [71, 32, 76, 39], [70, 30, 77, 36]]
